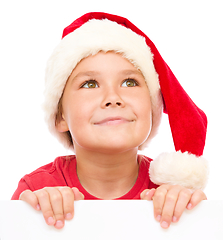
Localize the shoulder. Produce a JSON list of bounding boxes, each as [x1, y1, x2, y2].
[[11, 155, 77, 199], [25, 155, 75, 176], [22, 155, 76, 189]]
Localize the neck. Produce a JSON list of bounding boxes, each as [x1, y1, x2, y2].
[[75, 147, 139, 199]]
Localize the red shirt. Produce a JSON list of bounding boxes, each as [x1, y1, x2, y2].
[[11, 155, 158, 200]]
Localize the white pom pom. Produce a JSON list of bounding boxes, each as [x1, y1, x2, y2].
[[149, 151, 209, 190]]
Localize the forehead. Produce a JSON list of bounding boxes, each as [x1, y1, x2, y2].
[[70, 51, 144, 78]]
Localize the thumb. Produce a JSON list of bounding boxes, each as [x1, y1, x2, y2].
[[140, 188, 156, 200], [72, 187, 85, 200]]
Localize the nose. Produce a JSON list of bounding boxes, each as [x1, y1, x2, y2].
[[101, 88, 125, 108], [105, 101, 122, 107]]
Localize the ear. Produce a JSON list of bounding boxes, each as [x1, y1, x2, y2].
[[55, 114, 69, 133]]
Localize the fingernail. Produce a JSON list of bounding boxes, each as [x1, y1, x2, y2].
[[47, 217, 55, 225], [161, 221, 169, 229], [145, 190, 150, 196], [156, 215, 161, 222], [172, 216, 177, 222], [65, 213, 72, 220], [187, 203, 192, 209], [36, 204, 41, 211], [55, 220, 64, 229]]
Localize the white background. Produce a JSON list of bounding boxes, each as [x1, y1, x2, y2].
[[0, 0, 222, 200]]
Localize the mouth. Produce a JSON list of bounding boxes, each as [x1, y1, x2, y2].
[[94, 117, 133, 126]]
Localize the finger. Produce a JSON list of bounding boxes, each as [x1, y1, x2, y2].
[[34, 188, 57, 226], [58, 187, 75, 220], [187, 189, 207, 210], [140, 189, 156, 200], [19, 190, 41, 211], [45, 187, 65, 229], [72, 187, 85, 200], [172, 188, 192, 222], [159, 186, 181, 229], [152, 185, 169, 223]]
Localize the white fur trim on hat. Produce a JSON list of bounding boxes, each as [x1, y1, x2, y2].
[[43, 19, 162, 150], [149, 151, 209, 190]]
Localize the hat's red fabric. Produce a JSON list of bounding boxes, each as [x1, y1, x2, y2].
[[62, 12, 207, 157]]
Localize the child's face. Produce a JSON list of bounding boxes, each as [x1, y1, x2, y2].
[[57, 52, 152, 154]]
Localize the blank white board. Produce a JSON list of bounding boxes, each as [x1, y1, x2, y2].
[[0, 200, 222, 240]]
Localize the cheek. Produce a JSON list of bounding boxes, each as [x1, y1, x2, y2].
[[63, 108, 90, 145], [135, 89, 152, 117], [63, 94, 98, 135], [135, 93, 152, 137], [66, 104, 90, 128]]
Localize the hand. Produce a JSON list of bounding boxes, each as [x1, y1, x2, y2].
[[140, 185, 207, 229], [19, 187, 84, 229]]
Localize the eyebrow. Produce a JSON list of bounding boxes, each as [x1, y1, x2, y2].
[[71, 69, 144, 83], [71, 71, 100, 83], [74, 71, 100, 78], [119, 69, 144, 77]]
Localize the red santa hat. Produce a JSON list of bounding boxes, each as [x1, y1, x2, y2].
[[43, 12, 208, 190]]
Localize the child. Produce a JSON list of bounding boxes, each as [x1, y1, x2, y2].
[[11, 12, 208, 230]]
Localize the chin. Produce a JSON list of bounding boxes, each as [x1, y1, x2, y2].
[[96, 141, 140, 154]]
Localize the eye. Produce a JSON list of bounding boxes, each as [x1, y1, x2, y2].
[[81, 80, 99, 88], [121, 78, 138, 87]]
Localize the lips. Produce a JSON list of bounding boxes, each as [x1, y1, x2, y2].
[[94, 117, 133, 126]]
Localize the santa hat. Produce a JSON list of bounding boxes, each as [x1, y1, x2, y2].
[[43, 12, 208, 190]]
